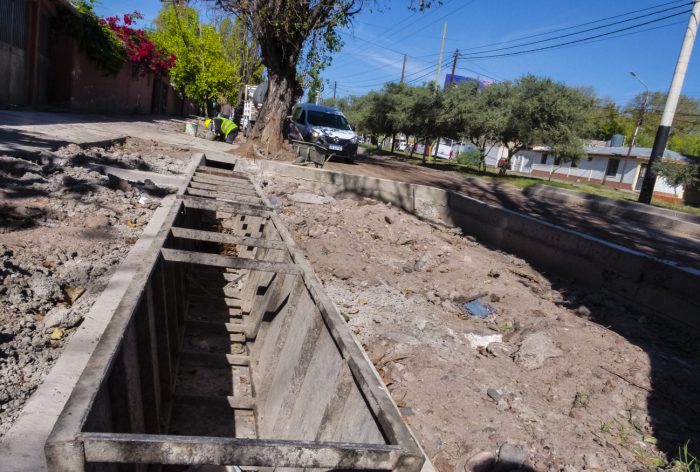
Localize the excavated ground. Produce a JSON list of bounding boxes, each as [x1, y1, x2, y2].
[[0, 138, 191, 437], [264, 177, 700, 472]]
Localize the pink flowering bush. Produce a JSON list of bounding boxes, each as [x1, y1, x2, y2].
[[102, 13, 175, 75]]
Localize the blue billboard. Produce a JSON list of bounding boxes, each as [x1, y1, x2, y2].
[[444, 74, 493, 90]]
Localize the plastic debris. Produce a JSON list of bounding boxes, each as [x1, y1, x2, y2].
[[50, 327, 64, 340], [466, 332, 503, 349], [64, 286, 85, 304], [461, 299, 496, 318]]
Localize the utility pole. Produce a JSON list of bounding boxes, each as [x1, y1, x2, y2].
[[434, 22, 447, 93], [333, 81, 337, 101], [448, 48, 459, 86], [627, 72, 649, 158], [639, 0, 700, 204], [400, 54, 407, 83]]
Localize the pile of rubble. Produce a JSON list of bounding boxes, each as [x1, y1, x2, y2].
[[0, 140, 189, 436]]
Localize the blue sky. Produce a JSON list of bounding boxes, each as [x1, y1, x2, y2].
[[95, 0, 700, 107]]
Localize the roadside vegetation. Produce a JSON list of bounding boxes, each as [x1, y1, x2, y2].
[[359, 143, 700, 216]]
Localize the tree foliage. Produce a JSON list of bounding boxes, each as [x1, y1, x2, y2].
[[651, 159, 700, 200], [341, 74, 592, 171], [151, 3, 237, 113], [57, 0, 128, 75], [586, 92, 700, 157], [217, 16, 264, 108], [440, 80, 506, 171]]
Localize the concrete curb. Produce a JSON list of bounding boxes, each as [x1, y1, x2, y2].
[[86, 163, 185, 188], [523, 184, 700, 238], [0, 154, 202, 471]]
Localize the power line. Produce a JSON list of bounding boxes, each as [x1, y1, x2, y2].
[[458, 9, 691, 60], [458, 0, 690, 53], [458, 1, 691, 58], [387, 0, 478, 46]]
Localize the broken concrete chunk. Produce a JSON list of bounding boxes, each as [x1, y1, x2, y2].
[[514, 332, 563, 371], [288, 192, 335, 205], [42, 307, 70, 331], [487, 387, 504, 403], [28, 273, 62, 301], [83, 214, 110, 229], [496, 443, 528, 469]]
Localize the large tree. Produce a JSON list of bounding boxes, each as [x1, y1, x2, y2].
[[495, 75, 593, 174], [440, 80, 506, 172], [213, 1, 437, 153], [214, 1, 360, 151]]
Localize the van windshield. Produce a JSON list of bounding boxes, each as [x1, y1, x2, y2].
[[307, 110, 351, 130]]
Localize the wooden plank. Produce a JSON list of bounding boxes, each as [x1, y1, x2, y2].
[[187, 186, 259, 199], [180, 350, 250, 366], [171, 227, 287, 250], [80, 432, 402, 468], [189, 180, 255, 192], [181, 196, 270, 218], [193, 172, 249, 184], [183, 318, 246, 335], [161, 249, 300, 275], [186, 188, 263, 205], [192, 174, 254, 187], [172, 394, 256, 411], [197, 166, 249, 178]]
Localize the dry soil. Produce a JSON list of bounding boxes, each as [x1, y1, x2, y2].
[[265, 177, 700, 472]]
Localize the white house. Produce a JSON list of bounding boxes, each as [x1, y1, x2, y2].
[[511, 145, 694, 203]]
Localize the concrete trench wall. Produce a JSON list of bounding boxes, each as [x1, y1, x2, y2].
[[232, 158, 700, 330]]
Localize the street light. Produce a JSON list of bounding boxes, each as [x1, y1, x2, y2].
[[628, 71, 649, 154]]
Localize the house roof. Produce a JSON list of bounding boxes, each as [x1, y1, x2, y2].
[[584, 145, 689, 162], [531, 145, 690, 162]]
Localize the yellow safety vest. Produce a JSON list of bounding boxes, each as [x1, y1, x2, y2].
[[220, 118, 238, 137]]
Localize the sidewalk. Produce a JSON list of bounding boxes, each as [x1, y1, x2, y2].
[[0, 110, 235, 159]]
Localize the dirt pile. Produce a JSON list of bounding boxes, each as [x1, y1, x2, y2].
[[264, 178, 700, 472], [0, 139, 189, 437]]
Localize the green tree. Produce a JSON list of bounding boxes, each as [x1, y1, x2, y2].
[[218, 16, 264, 108], [495, 75, 592, 175], [406, 83, 443, 163], [651, 159, 700, 203], [440, 80, 506, 172], [152, 3, 237, 115], [624, 92, 700, 150], [585, 99, 628, 141]]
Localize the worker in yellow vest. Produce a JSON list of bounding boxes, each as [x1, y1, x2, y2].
[[204, 116, 239, 144]]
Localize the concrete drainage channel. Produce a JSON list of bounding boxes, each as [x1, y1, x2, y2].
[[43, 157, 425, 471]]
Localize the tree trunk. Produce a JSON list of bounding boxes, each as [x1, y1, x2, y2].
[[251, 68, 299, 152], [390, 133, 396, 153]]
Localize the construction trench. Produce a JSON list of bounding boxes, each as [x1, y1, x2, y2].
[[1, 137, 699, 471], [44, 157, 425, 471]]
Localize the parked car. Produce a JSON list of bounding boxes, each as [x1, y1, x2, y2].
[[287, 103, 359, 162]]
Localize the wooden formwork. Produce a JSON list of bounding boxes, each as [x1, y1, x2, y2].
[[45, 156, 424, 472]]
